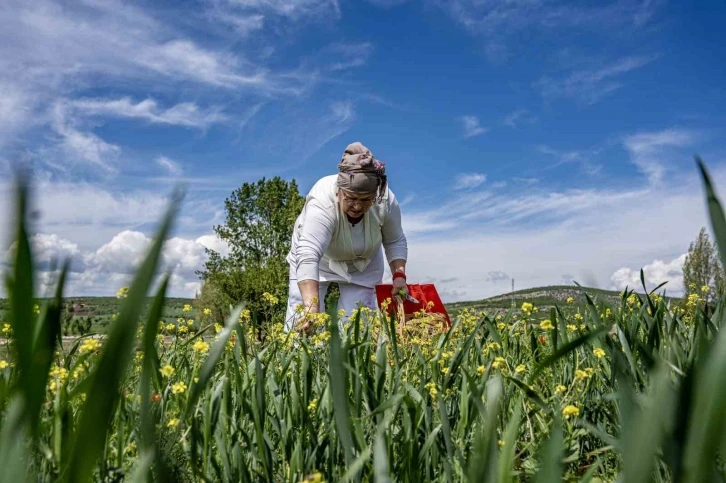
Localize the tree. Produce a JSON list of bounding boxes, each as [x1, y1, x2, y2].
[[682, 227, 725, 303], [198, 177, 305, 325]]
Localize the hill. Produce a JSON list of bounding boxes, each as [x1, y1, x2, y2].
[[445, 284, 683, 315]]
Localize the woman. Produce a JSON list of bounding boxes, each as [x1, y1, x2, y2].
[[284, 141, 410, 333]]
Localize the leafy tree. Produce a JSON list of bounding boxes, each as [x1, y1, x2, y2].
[[682, 227, 725, 303], [198, 177, 305, 326]]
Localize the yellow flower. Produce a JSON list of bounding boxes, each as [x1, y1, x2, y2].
[[554, 384, 566, 394], [566, 297, 574, 304], [166, 324, 175, 332], [566, 324, 577, 332], [171, 382, 187, 395], [701, 285, 710, 293], [574, 313, 583, 322], [183, 304, 192, 313], [440, 367, 449, 375], [167, 418, 180, 428], [214, 323, 223, 334], [79, 339, 102, 354], [187, 319, 194, 326], [492, 357, 506, 369], [160, 365, 175, 377], [575, 369, 589, 380], [497, 322, 506, 330], [203, 308, 212, 316], [308, 399, 318, 412], [477, 365, 485, 376], [540, 320, 553, 330], [521, 302, 534, 316], [0, 360, 8, 370], [116, 286, 129, 299], [562, 405, 580, 419], [262, 292, 279, 305], [593, 348, 606, 359], [515, 364, 526, 374], [302, 472, 325, 483], [177, 324, 189, 335], [2, 323, 11, 334], [192, 340, 210, 354]]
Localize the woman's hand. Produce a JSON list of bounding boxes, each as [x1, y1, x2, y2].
[[392, 275, 408, 301]]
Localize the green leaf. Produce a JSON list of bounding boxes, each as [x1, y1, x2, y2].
[[64, 188, 182, 483], [696, 156, 726, 269], [528, 326, 609, 382], [328, 292, 357, 465], [535, 416, 563, 483]]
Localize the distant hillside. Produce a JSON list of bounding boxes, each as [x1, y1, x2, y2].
[[445, 284, 683, 314]]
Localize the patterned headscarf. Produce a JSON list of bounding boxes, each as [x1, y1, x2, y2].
[[337, 142, 387, 202]]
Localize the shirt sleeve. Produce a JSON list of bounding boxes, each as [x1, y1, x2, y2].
[[381, 192, 408, 263], [295, 197, 335, 282]]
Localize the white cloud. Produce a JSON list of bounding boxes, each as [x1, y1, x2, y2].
[[86, 230, 150, 274], [51, 114, 121, 174], [156, 157, 183, 176], [486, 271, 510, 283], [503, 108, 535, 128], [538, 145, 602, 175], [436, 0, 661, 37], [459, 116, 488, 138], [610, 254, 687, 294], [399, 158, 726, 302], [623, 128, 699, 185], [535, 55, 657, 105], [324, 42, 374, 71], [454, 173, 487, 190], [68, 97, 227, 129]]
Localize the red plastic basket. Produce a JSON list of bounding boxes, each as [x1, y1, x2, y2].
[[375, 283, 452, 328]]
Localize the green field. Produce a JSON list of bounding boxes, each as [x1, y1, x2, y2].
[[2, 160, 726, 482]]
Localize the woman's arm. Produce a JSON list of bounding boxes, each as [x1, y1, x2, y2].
[[295, 198, 335, 312], [381, 192, 408, 295]]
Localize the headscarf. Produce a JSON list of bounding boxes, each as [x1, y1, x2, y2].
[[336, 142, 387, 202]]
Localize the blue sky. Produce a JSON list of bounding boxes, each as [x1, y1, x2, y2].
[[1, 0, 726, 301]]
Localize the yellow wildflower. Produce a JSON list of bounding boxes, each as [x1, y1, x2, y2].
[[566, 297, 574, 304], [215, 323, 223, 334], [554, 384, 566, 394], [308, 399, 318, 412], [79, 338, 101, 354], [562, 405, 580, 419], [183, 304, 192, 313], [492, 357, 506, 369], [515, 364, 526, 374], [262, 292, 279, 305], [203, 308, 212, 316], [566, 324, 577, 332], [593, 348, 606, 359], [302, 472, 325, 483], [166, 324, 175, 332], [171, 382, 187, 395], [167, 418, 180, 428], [2, 323, 11, 334], [192, 340, 210, 354], [477, 365, 485, 376], [540, 319, 553, 330], [160, 365, 175, 377], [574, 313, 583, 322], [701, 285, 710, 293], [575, 369, 589, 380], [116, 286, 129, 299], [521, 302, 534, 316], [0, 360, 8, 370]]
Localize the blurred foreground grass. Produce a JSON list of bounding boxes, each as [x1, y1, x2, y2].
[[1, 158, 726, 482]]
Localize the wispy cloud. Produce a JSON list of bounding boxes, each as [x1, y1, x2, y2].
[[435, 0, 661, 37], [623, 128, 700, 185], [67, 97, 227, 129], [537, 145, 602, 175], [459, 115, 488, 138], [454, 173, 487, 190], [502, 108, 536, 127], [535, 55, 658, 105], [156, 156, 183, 176]]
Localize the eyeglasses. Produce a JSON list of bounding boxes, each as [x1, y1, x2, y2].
[[340, 191, 375, 205]]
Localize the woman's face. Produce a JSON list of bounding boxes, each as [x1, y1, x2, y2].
[[338, 189, 376, 219]]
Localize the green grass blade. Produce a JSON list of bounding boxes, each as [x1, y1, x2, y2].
[[373, 423, 390, 483], [184, 304, 244, 419], [696, 156, 726, 269], [535, 416, 563, 483], [64, 189, 182, 483], [329, 293, 356, 465], [528, 326, 608, 382]]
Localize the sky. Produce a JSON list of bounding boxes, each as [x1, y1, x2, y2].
[[1, 0, 726, 302]]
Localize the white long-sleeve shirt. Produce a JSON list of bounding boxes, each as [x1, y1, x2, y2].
[[287, 175, 407, 288]]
